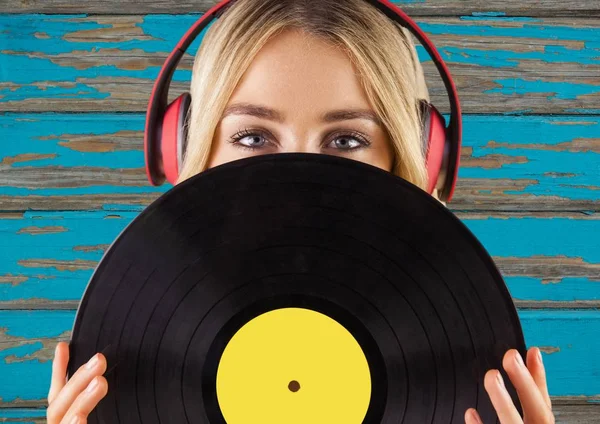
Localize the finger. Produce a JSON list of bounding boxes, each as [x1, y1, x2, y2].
[[63, 415, 86, 424], [502, 349, 554, 422], [483, 369, 523, 424], [48, 342, 69, 405], [526, 347, 552, 410], [46, 353, 107, 423], [62, 375, 108, 424], [464, 408, 483, 424]]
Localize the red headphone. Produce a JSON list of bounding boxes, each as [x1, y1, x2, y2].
[[144, 0, 462, 202]]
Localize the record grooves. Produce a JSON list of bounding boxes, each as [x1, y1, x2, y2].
[[67, 153, 525, 424]]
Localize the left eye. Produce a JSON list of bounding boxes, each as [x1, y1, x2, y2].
[[325, 131, 370, 151], [328, 136, 364, 150]]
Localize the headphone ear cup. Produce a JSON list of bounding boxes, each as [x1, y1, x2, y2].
[[420, 100, 448, 196], [161, 93, 191, 185]]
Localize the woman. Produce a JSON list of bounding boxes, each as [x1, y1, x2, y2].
[[46, 0, 555, 423]]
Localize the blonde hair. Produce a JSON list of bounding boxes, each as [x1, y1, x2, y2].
[[176, 0, 431, 190]]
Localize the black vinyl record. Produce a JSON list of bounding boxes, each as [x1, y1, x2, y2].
[[67, 153, 526, 424]]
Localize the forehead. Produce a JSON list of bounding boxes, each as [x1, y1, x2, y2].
[[227, 28, 373, 114]]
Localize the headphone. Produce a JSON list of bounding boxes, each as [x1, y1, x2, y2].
[[144, 0, 462, 202]]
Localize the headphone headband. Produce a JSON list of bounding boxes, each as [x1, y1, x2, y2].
[[145, 0, 462, 200]]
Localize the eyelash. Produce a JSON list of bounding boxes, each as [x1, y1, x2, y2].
[[226, 127, 372, 152]]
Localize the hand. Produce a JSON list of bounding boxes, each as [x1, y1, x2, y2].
[[465, 347, 554, 423], [47, 342, 109, 424]]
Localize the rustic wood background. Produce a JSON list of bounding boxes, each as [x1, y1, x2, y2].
[[0, 0, 598, 422]]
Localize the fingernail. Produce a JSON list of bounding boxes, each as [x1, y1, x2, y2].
[[515, 351, 524, 368], [85, 377, 98, 394], [537, 348, 543, 364], [470, 409, 482, 424], [85, 354, 98, 370], [496, 371, 505, 389]]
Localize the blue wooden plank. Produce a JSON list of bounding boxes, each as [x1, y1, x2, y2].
[[0, 14, 204, 90], [506, 277, 600, 303], [0, 310, 74, 403], [0, 408, 45, 419], [520, 310, 600, 396], [461, 218, 599, 263], [0, 310, 598, 402], [1, 114, 146, 169], [0, 211, 130, 303]]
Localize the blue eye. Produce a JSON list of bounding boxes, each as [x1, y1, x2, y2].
[[227, 128, 270, 151], [326, 131, 371, 150], [228, 129, 267, 150]]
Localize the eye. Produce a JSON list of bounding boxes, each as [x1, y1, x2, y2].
[[325, 131, 371, 151], [227, 128, 271, 151]]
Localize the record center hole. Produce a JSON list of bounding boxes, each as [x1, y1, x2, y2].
[[288, 380, 301, 392]]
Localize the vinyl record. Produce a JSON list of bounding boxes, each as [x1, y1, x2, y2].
[[67, 152, 526, 424]]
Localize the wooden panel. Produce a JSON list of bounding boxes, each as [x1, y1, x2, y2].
[[1, 113, 598, 212], [1, 15, 599, 114], [551, 402, 600, 424], [0, 210, 597, 309], [1, 0, 600, 17], [0, 310, 598, 407]]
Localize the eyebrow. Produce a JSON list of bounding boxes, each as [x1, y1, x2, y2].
[[221, 102, 382, 126]]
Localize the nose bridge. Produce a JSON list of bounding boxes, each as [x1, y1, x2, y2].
[[279, 122, 322, 153], [281, 142, 320, 154]]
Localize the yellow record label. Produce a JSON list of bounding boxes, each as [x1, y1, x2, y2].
[[216, 307, 371, 423]]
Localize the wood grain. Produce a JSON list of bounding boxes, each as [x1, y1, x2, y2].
[[1, 0, 600, 17], [1, 15, 599, 113]]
